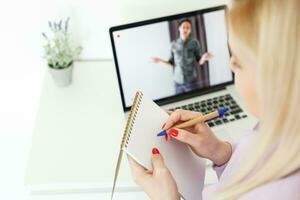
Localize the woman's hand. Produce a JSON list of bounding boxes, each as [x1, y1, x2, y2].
[[163, 109, 232, 166], [128, 148, 180, 200]]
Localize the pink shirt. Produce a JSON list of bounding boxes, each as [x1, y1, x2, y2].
[[202, 127, 300, 200]]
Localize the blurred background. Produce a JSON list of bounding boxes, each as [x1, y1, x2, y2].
[[0, 0, 227, 199]]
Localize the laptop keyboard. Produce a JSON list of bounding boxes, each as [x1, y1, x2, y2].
[[168, 94, 247, 128]]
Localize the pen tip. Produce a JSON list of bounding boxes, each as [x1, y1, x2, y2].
[[218, 108, 228, 117], [157, 130, 167, 137]]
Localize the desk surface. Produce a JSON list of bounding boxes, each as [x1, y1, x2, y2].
[[25, 61, 134, 191], [25, 60, 219, 194]]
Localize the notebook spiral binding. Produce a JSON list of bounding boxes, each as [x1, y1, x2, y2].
[[121, 91, 143, 149], [111, 91, 143, 200]]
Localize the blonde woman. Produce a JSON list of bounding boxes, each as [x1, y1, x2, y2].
[[128, 0, 300, 199]]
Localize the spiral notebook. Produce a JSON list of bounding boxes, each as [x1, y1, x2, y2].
[[111, 91, 206, 200]]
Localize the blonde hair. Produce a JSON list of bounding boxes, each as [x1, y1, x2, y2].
[[215, 0, 300, 199]]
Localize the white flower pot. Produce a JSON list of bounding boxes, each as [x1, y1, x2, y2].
[[48, 64, 73, 87]]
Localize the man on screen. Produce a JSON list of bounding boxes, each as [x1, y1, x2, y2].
[[151, 19, 213, 95]]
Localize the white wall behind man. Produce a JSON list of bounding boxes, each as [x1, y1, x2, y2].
[[113, 22, 174, 106], [204, 10, 233, 85]]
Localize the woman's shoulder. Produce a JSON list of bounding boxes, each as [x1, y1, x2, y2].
[[240, 169, 300, 200]]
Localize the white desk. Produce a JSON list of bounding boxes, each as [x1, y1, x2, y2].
[[25, 60, 220, 197]]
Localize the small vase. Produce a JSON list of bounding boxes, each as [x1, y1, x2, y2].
[[48, 64, 73, 87]]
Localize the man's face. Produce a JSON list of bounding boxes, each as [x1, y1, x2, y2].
[[178, 21, 192, 39]]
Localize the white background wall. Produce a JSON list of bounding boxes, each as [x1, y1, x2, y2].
[[0, 0, 227, 199]]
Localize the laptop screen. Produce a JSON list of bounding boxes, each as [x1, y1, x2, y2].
[[110, 6, 233, 110]]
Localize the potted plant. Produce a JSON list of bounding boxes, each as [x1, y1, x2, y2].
[[42, 18, 82, 87]]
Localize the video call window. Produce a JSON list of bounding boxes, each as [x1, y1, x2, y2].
[[112, 9, 232, 108]]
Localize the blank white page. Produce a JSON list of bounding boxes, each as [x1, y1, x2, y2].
[[124, 94, 205, 200]]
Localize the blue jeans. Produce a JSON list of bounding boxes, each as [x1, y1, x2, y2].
[[175, 82, 198, 95]]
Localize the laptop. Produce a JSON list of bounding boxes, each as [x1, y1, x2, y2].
[[109, 5, 257, 143]]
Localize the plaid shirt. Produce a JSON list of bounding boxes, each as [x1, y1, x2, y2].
[[168, 37, 202, 84]]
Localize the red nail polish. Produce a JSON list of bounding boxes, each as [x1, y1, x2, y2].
[[161, 123, 166, 130], [169, 129, 178, 137], [152, 148, 160, 154], [164, 134, 168, 141]]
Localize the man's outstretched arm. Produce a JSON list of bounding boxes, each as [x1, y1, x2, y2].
[[151, 57, 173, 67]]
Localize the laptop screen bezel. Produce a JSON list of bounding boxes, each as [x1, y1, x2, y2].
[[109, 5, 233, 112]]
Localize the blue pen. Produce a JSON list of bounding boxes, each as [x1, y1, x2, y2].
[[157, 108, 228, 137]]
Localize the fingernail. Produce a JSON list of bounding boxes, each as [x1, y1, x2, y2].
[[152, 148, 160, 155], [168, 129, 178, 137], [161, 123, 166, 130]]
